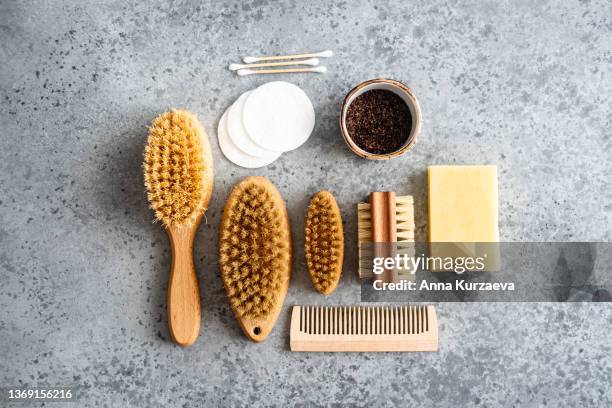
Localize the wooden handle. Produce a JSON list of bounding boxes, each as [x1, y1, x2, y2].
[[370, 192, 398, 283], [167, 224, 201, 346], [370, 192, 397, 242]]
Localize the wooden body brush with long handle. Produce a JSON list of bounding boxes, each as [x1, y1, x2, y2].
[[219, 176, 291, 342], [144, 109, 213, 347]]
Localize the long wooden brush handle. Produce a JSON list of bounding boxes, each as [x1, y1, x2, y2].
[[167, 225, 201, 346], [370, 192, 398, 283]]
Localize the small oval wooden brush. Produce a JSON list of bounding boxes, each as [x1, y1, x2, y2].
[[143, 109, 214, 346], [305, 191, 344, 294], [219, 176, 291, 342]]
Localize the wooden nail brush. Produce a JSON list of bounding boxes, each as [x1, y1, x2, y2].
[[358, 193, 415, 280]]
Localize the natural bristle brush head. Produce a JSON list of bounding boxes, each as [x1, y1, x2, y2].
[[305, 190, 344, 294], [219, 176, 291, 342], [143, 109, 213, 226]]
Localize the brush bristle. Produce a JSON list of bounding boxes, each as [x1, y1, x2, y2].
[[143, 109, 207, 227], [305, 190, 344, 294], [219, 177, 291, 319]]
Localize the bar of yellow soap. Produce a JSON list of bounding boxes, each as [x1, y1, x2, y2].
[[428, 165, 499, 270]]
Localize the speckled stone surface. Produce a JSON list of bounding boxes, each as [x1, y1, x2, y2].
[[1, 0, 611, 406]]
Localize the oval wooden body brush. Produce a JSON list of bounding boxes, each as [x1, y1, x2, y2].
[[305, 190, 344, 294], [219, 176, 291, 342], [143, 109, 213, 347]]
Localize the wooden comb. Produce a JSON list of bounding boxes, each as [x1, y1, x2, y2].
[[358, 194, 415, 279], [290, 305, 438, 352]]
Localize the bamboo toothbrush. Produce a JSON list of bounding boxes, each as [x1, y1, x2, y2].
[[143, 109, 214, 347]]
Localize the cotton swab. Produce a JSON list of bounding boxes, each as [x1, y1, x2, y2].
[[237, 66, 327, 76], [229, 58, 319, 71], [243, 50, 333, 64]]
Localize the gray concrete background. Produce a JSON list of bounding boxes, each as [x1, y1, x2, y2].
[[1, 0, 611, 406]]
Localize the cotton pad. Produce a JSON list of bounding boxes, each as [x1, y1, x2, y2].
[[218, 110, 281, 168], [227, 91, 279, 158], [242, 81, 315, 152]]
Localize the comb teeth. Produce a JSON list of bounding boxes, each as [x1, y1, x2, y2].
[[298, 305, 429, 335], [290, 305, 438, 352]]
